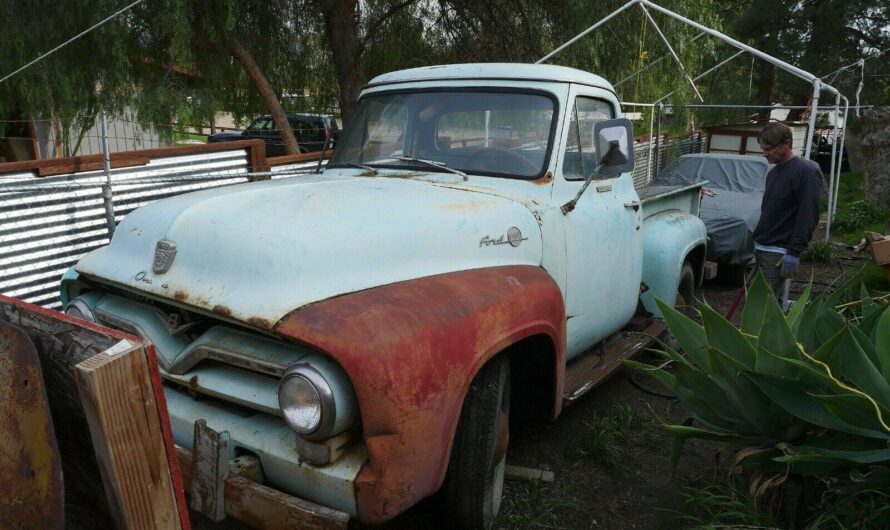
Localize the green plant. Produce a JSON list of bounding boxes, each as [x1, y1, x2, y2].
[[802, 241, 840, 263], [582, 404, 660, 466], [678, 482, 781, 529], [625, 270, 890, 526], [832, 200, 889, 234]]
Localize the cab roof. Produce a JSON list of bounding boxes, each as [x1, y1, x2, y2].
[[365, 63, 615, 93]]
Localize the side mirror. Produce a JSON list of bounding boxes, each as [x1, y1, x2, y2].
[[592, 118, 634, 177]]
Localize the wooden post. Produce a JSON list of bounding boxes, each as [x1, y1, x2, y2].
[[76, 340, 185, 530]]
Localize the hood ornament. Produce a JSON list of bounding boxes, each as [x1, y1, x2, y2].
[[153, 240, 177, 273]]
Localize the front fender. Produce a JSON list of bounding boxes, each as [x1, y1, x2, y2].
[[640, 210, 707, 317], [275, 265, 566, 524]]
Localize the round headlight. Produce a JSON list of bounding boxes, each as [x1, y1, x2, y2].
[[65, 297, 97, 323], [278, 364, 335, 438]]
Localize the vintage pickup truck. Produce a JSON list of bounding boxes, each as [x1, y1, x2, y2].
[[60, 63, 706, 528]]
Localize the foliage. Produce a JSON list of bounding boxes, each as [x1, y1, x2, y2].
[[802, 241, 841, 264], [832, 200, 889, 234], [625, 270, 890, 526]]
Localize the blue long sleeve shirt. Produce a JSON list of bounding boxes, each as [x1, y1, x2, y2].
[[752, 156, 823, 257]]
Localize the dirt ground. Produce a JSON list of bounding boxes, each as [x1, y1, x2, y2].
[[196, 230, 883, 530]]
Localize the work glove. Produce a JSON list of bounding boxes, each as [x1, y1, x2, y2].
[[780, 254, 800, 277]]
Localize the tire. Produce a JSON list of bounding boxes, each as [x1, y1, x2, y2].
[[443, 355, 511, 529], [676, 262, 696, 316]]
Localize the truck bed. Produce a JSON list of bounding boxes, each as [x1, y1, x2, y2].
[[637, 182, 704, 219]]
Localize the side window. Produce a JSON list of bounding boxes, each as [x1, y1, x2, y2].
[[562, 97, 614, 181]]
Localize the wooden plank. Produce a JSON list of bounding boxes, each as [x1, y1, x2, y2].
[[189, 420, 230, 521], [563, 319, 667, 402], [75, 340, 184, 530], [505, 465, 555, 483], [177, 446, 350, 530], [0, 139, 267, 178]]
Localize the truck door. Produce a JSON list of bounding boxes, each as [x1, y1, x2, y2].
[[553, 88, 643, 359]]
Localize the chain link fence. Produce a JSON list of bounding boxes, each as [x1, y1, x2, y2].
[[632, 132, 704, 188], [1, 111, 172, 162]]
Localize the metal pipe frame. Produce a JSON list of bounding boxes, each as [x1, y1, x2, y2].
[[824, 91, 840, 241], [614, 32, 707, 88], [655, 49, 746, 104], [637, 3, 703, 102]]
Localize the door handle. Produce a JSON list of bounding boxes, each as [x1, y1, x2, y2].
[[624, 201, 641, 211]]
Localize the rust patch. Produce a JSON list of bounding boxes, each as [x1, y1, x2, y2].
[[173, 290, 189, 302], [533, 171, 553, 185], [211, 305, 232, 318], [247, 316, 274, 330], [0, 322, 64, 529], [276, 266, 566, 523]]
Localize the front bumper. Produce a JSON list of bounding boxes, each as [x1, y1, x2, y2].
[[166, 385, 365, 516]]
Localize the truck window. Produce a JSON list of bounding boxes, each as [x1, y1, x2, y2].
[[562, 97, 614, 181], [329, 90, 556, 179]]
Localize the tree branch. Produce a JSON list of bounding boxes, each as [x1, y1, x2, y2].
[[359, 0, 417, 53]]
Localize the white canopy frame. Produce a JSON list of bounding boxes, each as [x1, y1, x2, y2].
[[538, 0, 848, 241]]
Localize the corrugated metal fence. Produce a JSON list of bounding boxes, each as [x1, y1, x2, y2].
[[1, 132, 700, 310], [0, 142, 323, 309]]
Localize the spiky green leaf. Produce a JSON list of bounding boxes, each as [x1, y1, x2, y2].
[[745, 372, 890, 440], [740, 271, 771, 337], [656, 298, 710, 371], [785, 279, 813, 331], [700, 303, 755, 369]]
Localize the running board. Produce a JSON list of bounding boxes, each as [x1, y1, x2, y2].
[[562, 318, 667, 403]]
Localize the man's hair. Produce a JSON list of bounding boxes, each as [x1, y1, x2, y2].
[[758, 122, 793, 146]]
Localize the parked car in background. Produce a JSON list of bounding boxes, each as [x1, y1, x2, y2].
[[653, 153, 773, 284], [208, 112, 338, 155]]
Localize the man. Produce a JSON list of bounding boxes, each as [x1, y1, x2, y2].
[[752, 122, 823, 297]]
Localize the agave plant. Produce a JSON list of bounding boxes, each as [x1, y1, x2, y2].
[[625, 271, 890, 484]]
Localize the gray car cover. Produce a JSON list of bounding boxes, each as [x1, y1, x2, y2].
[[653, 154, 772, 265]]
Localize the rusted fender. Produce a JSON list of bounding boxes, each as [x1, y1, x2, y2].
[[275, 265, 566, 524], [0, 321, 64, 529]]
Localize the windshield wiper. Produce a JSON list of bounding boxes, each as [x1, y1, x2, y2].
[[344, 162, 379, 175], [392, 156, 468, 181]]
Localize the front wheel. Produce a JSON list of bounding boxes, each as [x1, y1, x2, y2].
[[443, 355, 510, 529]]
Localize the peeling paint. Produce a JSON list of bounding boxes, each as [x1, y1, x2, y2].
[[276, 266, 566, 524]]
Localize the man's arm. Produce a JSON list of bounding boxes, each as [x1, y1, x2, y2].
[[787, 164, 823, 257]]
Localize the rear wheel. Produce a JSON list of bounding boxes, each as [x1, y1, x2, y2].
[[443, 355, 510, 529], [676, 262, 696, 316]]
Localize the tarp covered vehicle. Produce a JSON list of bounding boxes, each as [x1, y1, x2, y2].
[[653, 153, 771, 282]]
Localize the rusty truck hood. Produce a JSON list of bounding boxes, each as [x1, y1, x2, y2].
[[75, 173, 543, 329]]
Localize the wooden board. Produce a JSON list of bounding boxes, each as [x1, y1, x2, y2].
[[177, 447, 350, 530], [563, 318, 667, 402], [0, 295, 189, 529], [76, 341, 185, 529]]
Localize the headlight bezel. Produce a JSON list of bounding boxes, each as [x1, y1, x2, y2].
[[278, 363, 337, 440], [65, 296, 98, 323]]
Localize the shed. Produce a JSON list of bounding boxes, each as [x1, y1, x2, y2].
[[703, 122, 809, 157]]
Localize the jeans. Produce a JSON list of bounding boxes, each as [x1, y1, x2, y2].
[[755, 250, 786, 298]]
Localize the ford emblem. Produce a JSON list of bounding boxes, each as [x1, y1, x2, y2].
[[153, 240, 177, 273]]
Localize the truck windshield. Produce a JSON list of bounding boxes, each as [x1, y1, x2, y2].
[[329, 90, 556, 179]]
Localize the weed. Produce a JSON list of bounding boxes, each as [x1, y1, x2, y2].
[[499, 479, 584, 528], [678, 482, 780, 529], [802, 241, 840, 263], [583, 404, 660, 467]]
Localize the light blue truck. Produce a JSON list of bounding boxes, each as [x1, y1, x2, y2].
[[61, 63, 706, 528]]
